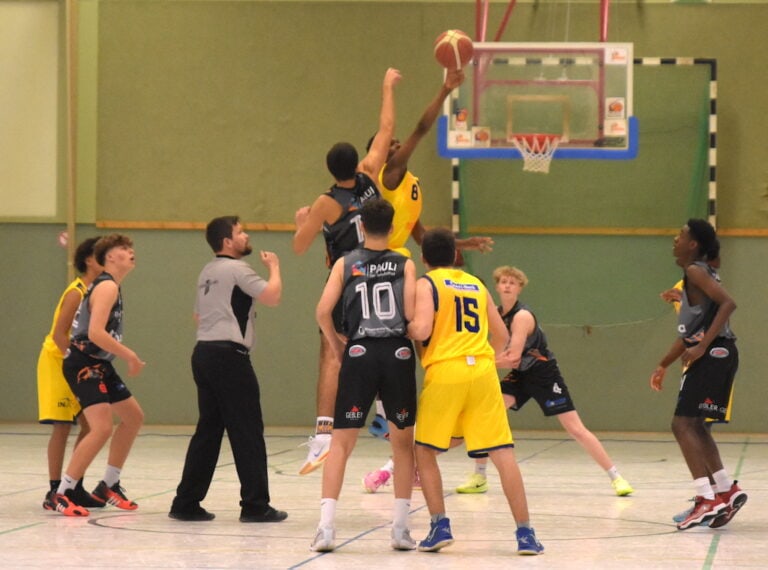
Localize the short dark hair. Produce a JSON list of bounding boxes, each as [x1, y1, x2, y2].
[[94, 234, 133, 266], [421, 228, 456, 267], [687, 218, 720, 261], [365, 134, 376, 152], [361, 199, 394, 237], [73, 236, 101, 273], [206, 216, 239, 252], [326, 142, 358, 181]]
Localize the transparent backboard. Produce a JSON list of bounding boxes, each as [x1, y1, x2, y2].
[[438, 42, 637, 160]]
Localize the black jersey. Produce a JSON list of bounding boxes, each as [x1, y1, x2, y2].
[[499, 301, 554, 371], [322, 173, 380, 267], [69, 272, 123, 361], [341, 248, 408, 340]]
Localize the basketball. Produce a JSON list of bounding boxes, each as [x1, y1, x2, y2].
[[433, 29, 474, 70]]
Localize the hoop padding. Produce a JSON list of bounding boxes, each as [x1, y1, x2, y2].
[[511, 134, 560, 173]]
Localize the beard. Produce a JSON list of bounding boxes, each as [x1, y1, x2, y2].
[[241, 244, 253, 256]]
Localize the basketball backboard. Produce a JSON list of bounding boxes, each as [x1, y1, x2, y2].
[[438, 42, 637, 160]]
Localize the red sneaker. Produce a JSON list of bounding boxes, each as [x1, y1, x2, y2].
[[677, 495, 726, 530], [53, 491, 90, 517], [92, 480, 138, 510], [709, 481, 748, 528]]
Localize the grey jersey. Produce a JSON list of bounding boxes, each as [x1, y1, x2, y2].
[[499, 301, 554, 371], [677, 261, 736, 346], [195, 256, 267, 349], [341, 248, 408, 340], [69, 272, 123, 361]]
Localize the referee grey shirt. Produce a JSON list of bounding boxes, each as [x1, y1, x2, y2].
[[195, 255, 267, 350]]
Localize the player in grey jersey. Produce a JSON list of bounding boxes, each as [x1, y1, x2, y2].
[[310, 199, 417, 552], [650, 219, 746, 531]]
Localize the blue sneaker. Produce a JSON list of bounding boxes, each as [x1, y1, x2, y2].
[[418, 517, 454, 552], [368, 414, 390, 440], [516, 527, 544, 555]]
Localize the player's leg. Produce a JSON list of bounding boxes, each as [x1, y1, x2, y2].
[[301, 334, 337, 474], [557, 410, 633, 496]]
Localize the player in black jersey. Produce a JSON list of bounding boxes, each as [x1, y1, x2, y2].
[[310, 199, 417, 552], [455, 265, 633, 498], [650, 219, 746, 530], [292, 68, 402, 475], [55, 234, 145, 516]]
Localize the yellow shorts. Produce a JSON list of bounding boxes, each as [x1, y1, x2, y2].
[[37, 346, 80, 423], [415, 355, 513, 456]]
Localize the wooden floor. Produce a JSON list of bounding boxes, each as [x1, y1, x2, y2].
[[1, 423, 765, 569]]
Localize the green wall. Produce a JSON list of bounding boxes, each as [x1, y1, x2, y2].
[[1, 1, 766, 433]]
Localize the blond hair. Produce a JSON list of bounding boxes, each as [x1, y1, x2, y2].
[[492, 265, 528, 288]]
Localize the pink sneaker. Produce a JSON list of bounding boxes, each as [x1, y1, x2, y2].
[[362, 469, 391, 493]]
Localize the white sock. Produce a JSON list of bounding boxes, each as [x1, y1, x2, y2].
[[392, 498, 410, 530], [607, 466, 620, 481], [375, 400, 386, 417], [712, 469, 731, 493], [475, 462, 487, 477], [381, 458, 394, 473], [57, 474, 77, 494], [694, 476, 715, 500], [103, 465, 121, 488], [319, 498, 337, 529]]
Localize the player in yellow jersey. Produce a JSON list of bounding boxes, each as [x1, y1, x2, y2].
[[406, 228, 544, 555], [38, 237, 105, 511], [362, 71, 494, 490]]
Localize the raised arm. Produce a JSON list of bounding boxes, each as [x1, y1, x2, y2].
[[256, 251, 282, 307], [358, 67, 402, 180], [381, 69, 464, 189]]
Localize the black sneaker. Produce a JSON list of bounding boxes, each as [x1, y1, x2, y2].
[[169, 506, 216, 521], [42, 490, 56, 511], [72, 482, 106, 508], [239, 506, 288, 523]]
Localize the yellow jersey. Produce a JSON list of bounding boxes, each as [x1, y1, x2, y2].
[[378, 166, 422, 257], [41, 277, 87, 354], [419, 267, 495, 368]]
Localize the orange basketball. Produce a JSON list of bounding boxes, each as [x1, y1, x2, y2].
[[433, 29, 474, 70]]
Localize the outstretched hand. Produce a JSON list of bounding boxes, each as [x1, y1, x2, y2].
[[456, 236, 494, 253], [444, 68, 465, 90]]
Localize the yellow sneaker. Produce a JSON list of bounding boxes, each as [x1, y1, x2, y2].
[[612, 476, 634, 496], [455, 473, 488, 494]]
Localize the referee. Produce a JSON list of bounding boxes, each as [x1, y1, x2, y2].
[[169, 215, 287, 523]]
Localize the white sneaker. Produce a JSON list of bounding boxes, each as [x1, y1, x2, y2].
[[310, 526, 336, 552], [299, 434, 331, 475], [391, 527, 417, 551]]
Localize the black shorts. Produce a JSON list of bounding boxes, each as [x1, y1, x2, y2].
[[334, 337, 417, 430], [63, 348, 132, 410], [500, 359, 576, 416], [675, 337, 738, 420]]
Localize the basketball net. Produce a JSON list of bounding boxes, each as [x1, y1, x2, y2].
[[511, 134, 560, 174]]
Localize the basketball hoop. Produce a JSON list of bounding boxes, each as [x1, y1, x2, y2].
[[511, 134, 561, 173]]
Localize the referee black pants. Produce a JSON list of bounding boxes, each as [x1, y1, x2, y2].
[[173, 342, 270, 514]]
